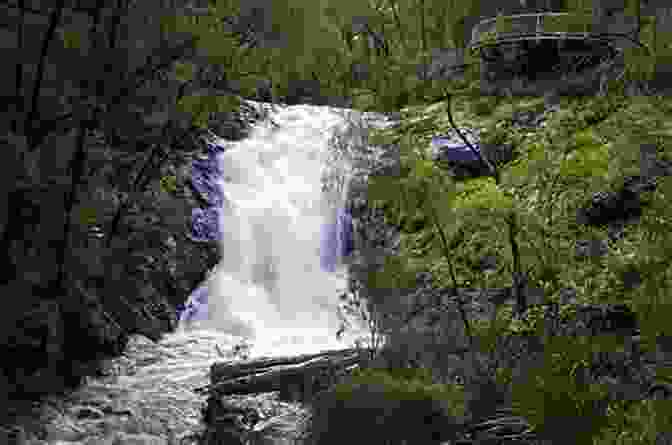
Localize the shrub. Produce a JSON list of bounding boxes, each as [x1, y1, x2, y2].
[[300, 366, 466, 445]]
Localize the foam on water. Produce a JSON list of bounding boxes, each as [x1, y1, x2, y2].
[[179, 102, 372, 359]]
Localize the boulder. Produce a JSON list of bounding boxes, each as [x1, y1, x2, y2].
[[577, 147, 672, 229], [430, 129, 516, 179], [177, 283, 210, 325], [319, 205, 355, 273]]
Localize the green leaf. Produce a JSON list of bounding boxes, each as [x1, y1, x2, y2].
[[413, 158, 434, 179], [59, 29, 83, 50], [76, 205, 98, 227], [159, 13, 182, 35], [452, 177, 514, 211], [559, 143, 609, 179], [173, 61, 196, 82], [367, 175, 402, 207], [571, 129, 601, 148], [175, 93, 240, 128], [160, 175, 179, 195], [213, 94, 242, 114], [197, 29, 239, 62]]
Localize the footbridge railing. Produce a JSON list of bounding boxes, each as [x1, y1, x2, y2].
[[468, 12, 638, 55]]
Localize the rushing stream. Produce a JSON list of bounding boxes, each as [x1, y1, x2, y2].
[[5, 103, 392, 445]]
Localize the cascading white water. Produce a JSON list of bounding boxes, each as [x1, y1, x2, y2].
[[180, 102, 370, 358]]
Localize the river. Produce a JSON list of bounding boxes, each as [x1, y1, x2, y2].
[[3, 102, 394, 445]]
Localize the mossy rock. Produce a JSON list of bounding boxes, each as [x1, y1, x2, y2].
[[301, 367, 465, 445]]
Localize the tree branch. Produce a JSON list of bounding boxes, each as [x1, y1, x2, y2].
[[25, 0, 66, 152], [54, 120, 90, 297], [441, 88, 499, 182]]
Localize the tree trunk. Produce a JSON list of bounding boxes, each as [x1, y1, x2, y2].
[[200, 347, 372, 402]]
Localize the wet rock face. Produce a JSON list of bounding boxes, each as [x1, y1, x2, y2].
[[188, 143, 227, 242], [0, 101, 264, 399]]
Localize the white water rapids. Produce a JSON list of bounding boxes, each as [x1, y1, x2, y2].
[[176, 102, 376, 359], [5, 102, 399, 445]]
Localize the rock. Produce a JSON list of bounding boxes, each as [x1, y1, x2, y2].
[[61, 280, 128, 361], [0, 95, 269, 406], [575, 238, 610, 259], [429, 128, 516, 179], [202, 399, 256, 445], [303, 376, 463, 445], [43, 422, 86, 443], [178, 284, 209, 325], [319, 205, 355, 273], [0, 5, 282, 439], [0, 425, 27, 445], [509, 109, 547, 128], [190, 157, 224, 208], [110, 432, 168, 445], [189, 207, 221, 242], [48, 441, 85, 445], [574, 303, 639, 337], [416, 47, 469, 82], [70, 406, 105, 420], [0, 290, 65, 395], [557, 287, 578, 305], [577, 149, 671, 229], [576, 188, 644, 227], [248, 413, 304, 445]]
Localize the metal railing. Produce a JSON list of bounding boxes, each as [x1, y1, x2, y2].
[[468, 12, 630, 52]]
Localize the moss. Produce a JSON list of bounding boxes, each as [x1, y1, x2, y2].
[[470, 96, 499, 116], [302, 366, 465, 445]]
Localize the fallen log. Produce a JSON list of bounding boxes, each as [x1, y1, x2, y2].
[[197, 347, 373, 402]]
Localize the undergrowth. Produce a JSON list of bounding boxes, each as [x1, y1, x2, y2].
[[299, 365, 466, 445], [334, 84, 672, 445]]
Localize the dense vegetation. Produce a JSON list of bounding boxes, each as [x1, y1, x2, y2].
[[332, 89, 672, 445], [4, 0, 672, 443]]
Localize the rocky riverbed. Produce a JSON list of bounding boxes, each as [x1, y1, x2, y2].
[[1, 329, 312, 445]]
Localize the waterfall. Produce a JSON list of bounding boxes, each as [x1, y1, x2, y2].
[[179, 102, 369, 358]]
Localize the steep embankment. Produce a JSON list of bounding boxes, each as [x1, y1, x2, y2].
[[334, 89, 672, 443], [0, 99, 270, 405]]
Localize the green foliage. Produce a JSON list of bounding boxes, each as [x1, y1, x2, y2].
[[470, 96, 498, 117], [159, 174, 179, 195], [58, 28, 83, 50], [10, 1, 672, 443], [452, 178, 513, 211], [594, 399, 672, 445], [355, 67, 672, 444], [349, 365, 436, 386], [76, 205, 99, 227], [508, 334, 613, 445], [176, 94, 242, 128], [559, 131, 610, 179], [302, 365, 466, 445], [367, 254, 418, 294], [172, 61, 197, 82]]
